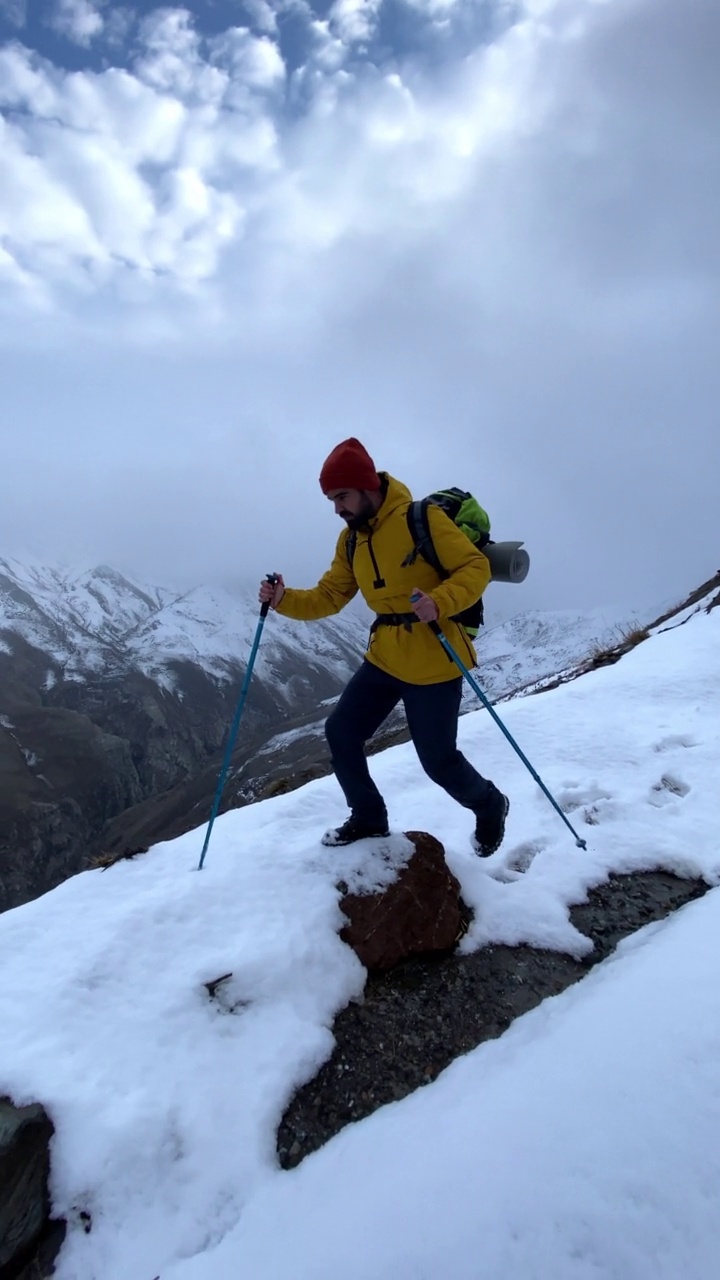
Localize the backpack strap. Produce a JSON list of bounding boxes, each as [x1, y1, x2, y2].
[[345, 529, 357, 567], [402, 499, 448, 578]]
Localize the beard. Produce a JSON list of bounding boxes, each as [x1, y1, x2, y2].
[[342, 494, 378, 530]]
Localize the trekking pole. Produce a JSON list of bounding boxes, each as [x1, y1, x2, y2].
[[198, 574, 279, 870], [413, 600, 587, 850]]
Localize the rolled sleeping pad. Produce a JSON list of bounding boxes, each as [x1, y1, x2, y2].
[[483, 541, 530, 583]]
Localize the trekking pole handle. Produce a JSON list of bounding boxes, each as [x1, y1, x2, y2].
[[410, 592, 442, 635], [261, 573, 280, 619]]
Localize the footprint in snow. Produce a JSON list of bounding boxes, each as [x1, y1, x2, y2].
[[490, 840, 545, 881], [648, 773, 691, 807], [555, 782, 613, 814], [553, 783, 616, 827], [653, 734, 697, 753]]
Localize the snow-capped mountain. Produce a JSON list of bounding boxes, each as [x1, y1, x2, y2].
[[98, 595, 662, 865], [0, 555, 665, 916], [0, 557, 368, 913], [474, 606, 649, 701], [0, 556, 367, 691]]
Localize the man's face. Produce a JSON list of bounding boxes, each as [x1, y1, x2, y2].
[[326, 488, 376, 530]]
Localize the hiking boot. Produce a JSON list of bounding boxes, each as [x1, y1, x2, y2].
[[322, 816, 390, 847], [472, 791, 510, 857]]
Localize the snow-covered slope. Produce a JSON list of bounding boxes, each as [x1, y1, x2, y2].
[[193, 887, 720, 1280], [0, 584, 718, 1280]]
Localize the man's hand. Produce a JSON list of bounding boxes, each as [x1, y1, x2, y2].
[[258, 574, 285, 609], [410, 588, 439, 624]]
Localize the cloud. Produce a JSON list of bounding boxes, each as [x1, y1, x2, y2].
[[50, 0, 104, 45], [328, 0, 383, 44], [0, 31, 281, 290], [0, 0, 26, 27], [401, 0, 459, 20], [0, 3, 566, 310], [0, 0, 718, 617], [210, 27, 286, 92], [243, 0, 279, 36], [103, 7, 135, 48]]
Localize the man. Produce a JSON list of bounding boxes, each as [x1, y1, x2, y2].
[[258, 438, 509, 854]]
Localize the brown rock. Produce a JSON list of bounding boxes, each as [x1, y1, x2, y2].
[[339, 831, 469, 970]]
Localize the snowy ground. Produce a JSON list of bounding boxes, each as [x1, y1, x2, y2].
[[0, 603, 719, 1280]]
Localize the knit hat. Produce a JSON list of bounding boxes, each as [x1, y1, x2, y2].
[[319, 438, 382, 494]]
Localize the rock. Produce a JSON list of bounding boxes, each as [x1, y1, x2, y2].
[[12, 1219, 67, 1280], [278, 870, 708, 1169], [0, 1096, 56, 1276], [339, 831, 469, 970]]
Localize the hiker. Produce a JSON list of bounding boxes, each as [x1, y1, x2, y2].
[[258, 438, 509, 854]]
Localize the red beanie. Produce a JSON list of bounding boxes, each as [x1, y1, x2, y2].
[[319, 438, 381, 494]]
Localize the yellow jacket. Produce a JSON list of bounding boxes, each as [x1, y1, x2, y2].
[[276, 474, 491, 685]]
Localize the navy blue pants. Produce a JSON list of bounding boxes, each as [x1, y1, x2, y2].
[[325, 660, 495, 826]]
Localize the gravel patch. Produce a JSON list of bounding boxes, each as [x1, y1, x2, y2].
[[278, 870, 708, 1168]]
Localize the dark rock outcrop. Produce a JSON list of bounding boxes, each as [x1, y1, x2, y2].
[[0, 1097, 61, 1279], [0, 694, 143, 915], [339, 832, 469, 970]]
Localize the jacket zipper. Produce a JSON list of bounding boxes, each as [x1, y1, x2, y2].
[[366, 532, 386, 590]]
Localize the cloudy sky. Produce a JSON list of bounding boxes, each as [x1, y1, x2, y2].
[[1, 0, 717, 616]]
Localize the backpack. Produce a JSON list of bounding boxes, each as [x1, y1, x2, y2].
[[347, 487, 492, 637]]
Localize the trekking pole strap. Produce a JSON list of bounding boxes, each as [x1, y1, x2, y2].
[[428, 621, 587, 850]]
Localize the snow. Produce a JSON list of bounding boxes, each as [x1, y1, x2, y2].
[[171, 890, 720, 1280], [124, 583, 364, 687], [0, 557, 366, 689], [0, 715, 40, 765], [0, 600, 719, 1280], [1, 556, 662, 705], [475, 604, 655, 701], [255, 721, 327, 755]]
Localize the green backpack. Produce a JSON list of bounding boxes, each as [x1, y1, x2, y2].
[[347, 487, 492, 637]]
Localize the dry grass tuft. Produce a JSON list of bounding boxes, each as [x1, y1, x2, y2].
[[89, 844, 150, 871]]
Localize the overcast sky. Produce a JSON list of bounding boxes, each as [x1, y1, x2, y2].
[[1, 0, 718, 617]]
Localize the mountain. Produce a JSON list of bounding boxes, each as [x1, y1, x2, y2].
[[0, 555, 664, 914], [0, 557, 368, 912], [473, 607, 646, 698], [0, 573, 718, 1280], [0, 556, 366, 690], [97, 602, 654, 862]]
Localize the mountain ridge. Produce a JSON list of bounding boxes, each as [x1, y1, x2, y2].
[[0, 557, 368, 912], [2, 555, 695, 913]]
